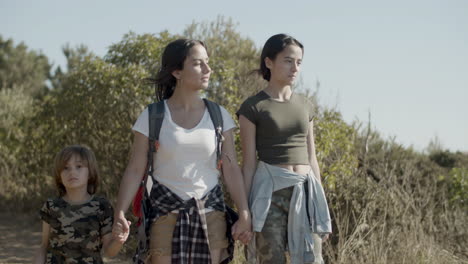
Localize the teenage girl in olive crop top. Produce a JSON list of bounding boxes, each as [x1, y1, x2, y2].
[[237, 34, 329, 264]]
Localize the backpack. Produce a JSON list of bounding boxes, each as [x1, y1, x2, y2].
[[131, 98, 224, 223]]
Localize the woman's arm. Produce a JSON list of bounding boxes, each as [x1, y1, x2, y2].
[[307, 120, 322, 184], [238, 115, 257, 195], [307, 120, 322, 185], [32, 221, 50, 264], [307, 120, 331, 241], [221, 128, 252, 244], [113, 132, 149, 238]]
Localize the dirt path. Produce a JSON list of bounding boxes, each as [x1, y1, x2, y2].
[[0, 213, 41, 263], [0, 213, 129, 264]]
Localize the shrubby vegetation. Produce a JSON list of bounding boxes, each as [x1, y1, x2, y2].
[[0, 17, 466, 263]]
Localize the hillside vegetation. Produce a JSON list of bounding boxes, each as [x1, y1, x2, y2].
[[1, 17, 466, 263]]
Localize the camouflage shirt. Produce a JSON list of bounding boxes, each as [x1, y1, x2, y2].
[[39, 196, 113, 264]]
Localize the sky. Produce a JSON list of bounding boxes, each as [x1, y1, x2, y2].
[[1, 0, 467, 152]]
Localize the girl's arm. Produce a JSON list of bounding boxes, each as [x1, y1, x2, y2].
[[238, 115, 257, 195], [307, 120, 322, 185], [221, 128, 252, 244], [307, 120, 330, 241], [113, 132, 149, 238], [32, 221, 50, 264]]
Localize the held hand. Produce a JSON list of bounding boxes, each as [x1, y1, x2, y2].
[[112, 211, 131, 243], [232, 211, 253, 245], [322, 233, 330, 242]]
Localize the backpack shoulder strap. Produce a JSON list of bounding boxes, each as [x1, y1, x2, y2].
[[203, 98, 223, 130], [134, 101, 165, 253], [146, 100, 165, 176], [148, 101, 165, 143], [203, 99, 224, 169]]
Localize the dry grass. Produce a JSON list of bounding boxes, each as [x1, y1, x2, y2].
[[319, 135, 468, 264]]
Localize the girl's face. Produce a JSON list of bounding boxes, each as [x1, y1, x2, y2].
[[60, 155, 89, 194], [266, 44, 303, 86], [173, 44, 211, 91]]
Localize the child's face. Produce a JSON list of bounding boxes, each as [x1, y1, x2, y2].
[[60, 154, 89, 193]]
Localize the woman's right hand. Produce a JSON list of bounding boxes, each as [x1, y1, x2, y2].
[[112, 210, 131, 243]]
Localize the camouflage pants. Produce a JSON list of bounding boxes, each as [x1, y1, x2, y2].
[[254, 186, 324, 264]]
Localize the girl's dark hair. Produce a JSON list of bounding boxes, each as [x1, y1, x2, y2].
[[149, 39, 207, 101], [54, 145, 99, 196], [258, 34, 304, 81]]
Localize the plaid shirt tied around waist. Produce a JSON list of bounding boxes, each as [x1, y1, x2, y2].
[[134, 179, 236, 264]]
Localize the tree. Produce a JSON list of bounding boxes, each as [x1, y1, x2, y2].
[[11, 33, 176, 209], [105, 31, 177, 74], [0, 37, 49, 207], [0, 36, 51, 97], [183, 16, 262, 114]]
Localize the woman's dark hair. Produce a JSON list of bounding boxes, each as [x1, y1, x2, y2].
[[54, 145, 99, 196], [258, 34, 304, 81], [149, 39, 207, 101]]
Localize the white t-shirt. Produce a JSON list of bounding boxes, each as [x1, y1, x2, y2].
[[132, 100, 236, 200]]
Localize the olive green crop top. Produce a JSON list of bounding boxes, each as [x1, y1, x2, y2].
[[236, 90, 314, 165]]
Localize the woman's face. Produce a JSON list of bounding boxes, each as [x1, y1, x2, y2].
[[173, 44, 211, 90], [266, 44, 303, 86]]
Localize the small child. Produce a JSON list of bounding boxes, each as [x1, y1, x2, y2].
[[33, 145, 129, 264]]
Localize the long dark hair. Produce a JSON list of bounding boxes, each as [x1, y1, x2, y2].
[[258, 34, 304, 81], [149, 39, 207, 101]]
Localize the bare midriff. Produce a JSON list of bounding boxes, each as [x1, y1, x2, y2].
[[273, 164, 311, 175]]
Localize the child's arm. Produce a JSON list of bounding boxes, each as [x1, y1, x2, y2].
[[101, 234, 122, 258], [32, 221, 50, 264], [101, 220, 130, 258]]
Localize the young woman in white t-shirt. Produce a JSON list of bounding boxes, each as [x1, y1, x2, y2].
[[113, 39, 252, 264]]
